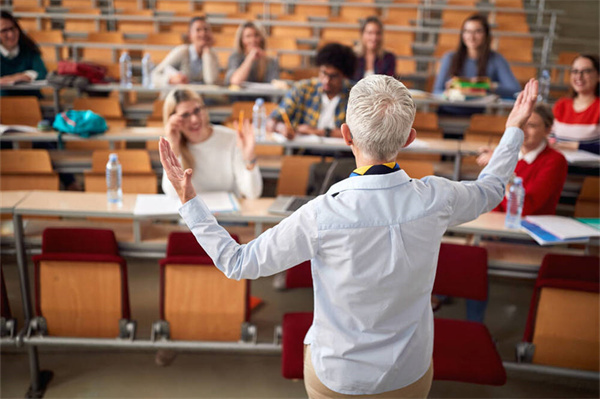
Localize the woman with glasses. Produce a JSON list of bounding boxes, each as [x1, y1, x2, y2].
[[433, 14, 520, 100], [552, 54, 599, 154], [0, 11, 47, 96], [160, 88, 262, 201], [352, 16, 396, 80], [225, 21, 279, 86]]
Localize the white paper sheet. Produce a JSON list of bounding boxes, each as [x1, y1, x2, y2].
[[524, 215, 600, 240], [134, 192, 240, 216], [0, 124, 40, 135], [560, 149, 600, 164]]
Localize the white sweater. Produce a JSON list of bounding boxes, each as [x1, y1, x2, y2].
[[151, 44, 219, 87], [162, 125, 263, 199]]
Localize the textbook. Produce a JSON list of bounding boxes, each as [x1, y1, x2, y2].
[[0, 124, 40, 135], [521, 215, 600, 246], [134, 192, 240, 217]]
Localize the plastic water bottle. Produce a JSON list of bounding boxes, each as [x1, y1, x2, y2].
[[252, 98, 267, 141], [141, 53, 153, 88], [505, 176, 525, 229], [106, 153, 123, 206], [538, 69, 550, 103], [119, 51, 132, 87]]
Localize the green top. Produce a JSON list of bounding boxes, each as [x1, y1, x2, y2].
[[1, 44, 47, 97]]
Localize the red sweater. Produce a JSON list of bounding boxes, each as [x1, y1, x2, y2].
[[495, 145, 568, 216]]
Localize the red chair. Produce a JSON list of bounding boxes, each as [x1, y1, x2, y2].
[[154, 232, 256, 342], [432, 243, 507, 385], [285, 260, 312, 289], [31, 228, 133, 338], [517, 253, 599, 372]]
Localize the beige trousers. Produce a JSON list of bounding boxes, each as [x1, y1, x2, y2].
[[303, 345, 433, 399]]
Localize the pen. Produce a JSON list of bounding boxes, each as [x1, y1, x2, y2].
[[280, 110, 293, 132], [238, 110, 244, 132]]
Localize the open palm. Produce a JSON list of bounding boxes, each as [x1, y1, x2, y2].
[[159, 137, 197, 204]]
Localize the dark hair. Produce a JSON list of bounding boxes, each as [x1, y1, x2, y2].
[[361, 16, 383, 34], [189, 15, 207, 29], [533, 103, 554, 128], [571, 54, 599, 98], [449, 14, 491, 78], [0, 11, 41, 55], [316, 43, 356, 79]]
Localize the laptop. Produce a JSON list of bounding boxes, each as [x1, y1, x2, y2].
[[268, 195, 315, 216]]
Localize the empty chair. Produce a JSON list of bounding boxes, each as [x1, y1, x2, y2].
[[574, 176, 600, 218], [0, 149, 59, 191], [116, 9, 155, 34], [517, 253, 599, 372], [281, 311, 313, 379], [0, 96, 42, 126], [276, 155, 323, 196], [84, 150, 157, 194], [72, 97, 126, 129], [80, 32, 124, 65], [202, 1, 239, 15], [64, 8, 104, 33], [154, 232, 254, 342], [464, 114, 509, 144], [12, 6, 51, 30], [396, 159, 435, 179], [432, 243, 507, 385], [31, 228, 133, 338]]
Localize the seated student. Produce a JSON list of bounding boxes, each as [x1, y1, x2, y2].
[[0, 11, 47, 97], [151, 16, 219, 87], [159, 76, 539, 397], [478, 103, 568, 216], [160, 88, 262, 200], [267, 43, 356, 139], [353, 16, 396, 81], [433, 14, 521, 101], [224, 21, 279, 86], [552, 54, 599, 154]]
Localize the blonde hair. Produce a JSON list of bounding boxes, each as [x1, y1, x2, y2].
[[234, 21, 268, 81], [162, 88, 203, 171], [354, 16, 384, 58]]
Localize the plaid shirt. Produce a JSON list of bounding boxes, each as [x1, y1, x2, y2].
[[270, 78, 353, 128]]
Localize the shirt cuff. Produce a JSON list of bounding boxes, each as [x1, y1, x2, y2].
[[179, 195, 212, 225], [23, 70, 38, 81], [500, 126, 524, 148]]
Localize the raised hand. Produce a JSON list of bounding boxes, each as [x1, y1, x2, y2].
[[158, 137, 197, 204], [233, 118, 257, 167], [164, 113, 183, 155], [506, 79, 538, 130]]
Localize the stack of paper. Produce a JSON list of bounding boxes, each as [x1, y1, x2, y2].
[[134, 192, 240, 217], [521, 215, 600, 246]]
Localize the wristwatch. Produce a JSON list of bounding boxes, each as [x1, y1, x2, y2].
[[324, 128, 332, 138]]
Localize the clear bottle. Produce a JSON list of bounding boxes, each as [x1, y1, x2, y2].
[[538, 69, 550, 103], [252, 98, 267, 141], [141, 53, 153, 88], [505, 176, 525, 229], [106, 153, 123, 206], [119, 51, 132, 88]]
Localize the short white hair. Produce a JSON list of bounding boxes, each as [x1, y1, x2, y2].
[[346, 75, 416, 161]]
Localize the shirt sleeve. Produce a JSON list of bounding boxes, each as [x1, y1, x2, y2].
[[265, 57, 280, 82], [31, 53, 47, 80], [151, 46, 185, 87], [444, 127, 524, 226], [179, 195, 319, 280], [433, 52, 453, 94], [490, 53, 521, 99], [202, 48, 219, 85], [223, 53, 242, 85], [269, 82, 303, 125], [232, 146, 263, 199]]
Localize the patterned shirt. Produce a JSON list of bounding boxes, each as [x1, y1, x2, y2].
[[270, 77, 353, 128]]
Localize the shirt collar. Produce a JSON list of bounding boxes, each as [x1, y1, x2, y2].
[[351, 162, 400, 176], [327, 167, 411, 196], [519, 141, 546, 164], [0, 44, 18, 58]]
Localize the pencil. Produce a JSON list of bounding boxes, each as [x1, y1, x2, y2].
[[238, 110, 244, 132], [280, 110, 293, 132]]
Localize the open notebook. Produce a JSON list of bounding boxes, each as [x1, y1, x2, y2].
[[268, 195, 315, 216]]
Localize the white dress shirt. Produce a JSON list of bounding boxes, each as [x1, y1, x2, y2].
[[317, 94, 340, 130], [179, 127, 523, 395]]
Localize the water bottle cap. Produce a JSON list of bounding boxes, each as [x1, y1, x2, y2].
[[109, 153, 118, 162], [255, 98, 264, 106], [513, 176, 523, 185], [542, 69, 550, 78]]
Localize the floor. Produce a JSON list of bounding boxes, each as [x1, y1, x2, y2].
[[1, 255, 599, 398]]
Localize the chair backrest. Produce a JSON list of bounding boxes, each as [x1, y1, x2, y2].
[[464, 114, 508, 143], [85, 150, 156, 194], [0, 96, 42, 126], [574, 176, 600, 218], [285, 261, 312, 289], [412, 112, 442, 138], [32, 228, 129, 338], [432, 243, 488, 301], [524, 253, 600, 371], [0, 149, 59, 191], [159, 232, 247, 341], [276, 155, 323, 196], [397, 159, 435, 179], [73, 97, 123, 119], [91, 149, 152, 172]]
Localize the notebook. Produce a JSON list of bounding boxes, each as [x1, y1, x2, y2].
[[268, 195, 315, 216]]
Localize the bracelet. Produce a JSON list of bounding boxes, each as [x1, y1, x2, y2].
[[324, 128, 332, 138], [245, 157, 258, 167]]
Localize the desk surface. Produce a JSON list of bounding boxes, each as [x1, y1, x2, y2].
[[0, 191, 32, 213]]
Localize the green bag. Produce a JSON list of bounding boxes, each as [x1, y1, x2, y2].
[[53, 110, 108, 137]]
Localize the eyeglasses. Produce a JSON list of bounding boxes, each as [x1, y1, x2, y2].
[[319, 69, 342, 81], [0, 26, 17, 35], [570, 68, 595, 77], [176, 106, 204, 120], [462, 29, 485, 36]]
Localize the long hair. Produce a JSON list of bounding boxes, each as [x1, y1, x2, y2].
[[571, 54, 600, 98], [354, 16, 384, 58], [0, 11, 41, 55], [449, 14, 491, 78], [162, 89, 204, 171], [233, 21, 268, 82]]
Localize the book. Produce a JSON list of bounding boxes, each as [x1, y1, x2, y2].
[[134, 192, 240, 217], [521, 215, 600, 246], [0, 124, 40, 135]]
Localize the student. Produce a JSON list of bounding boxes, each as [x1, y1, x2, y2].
[[478, 103, 568, 216], [224, 21, 279, 86], [353, 16, 396, 80], [0, 11, 47, 96], [151, 16, 219, 87], [160, 75, 539, 397], [552, 54, 599, 154], [433, 14, 521, 100], [267, 43, 356, 139], [160, 88, 262, 200]]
